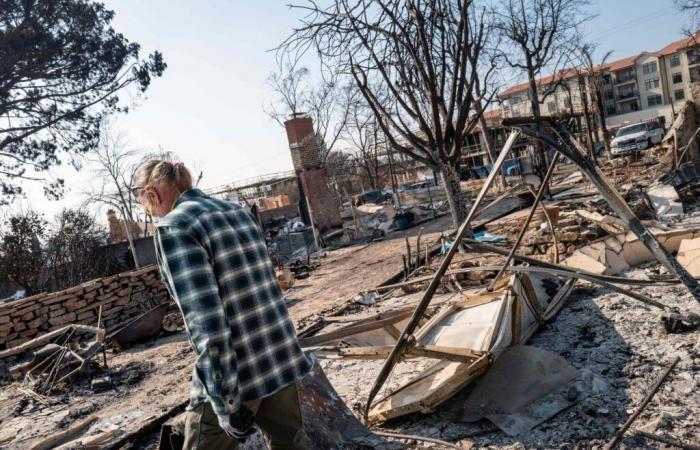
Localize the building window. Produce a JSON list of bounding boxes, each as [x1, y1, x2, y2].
[[647, 94, 663, 106], [671, 55, 681, 67], [642, 61, 658, 74], [606, 105, 616, 116], [644, 77, 660, 90], [547, 101, 556, 113], [675, 89, 685, 101], [604, 89, 614, 100], [672, 72, 683, 83]]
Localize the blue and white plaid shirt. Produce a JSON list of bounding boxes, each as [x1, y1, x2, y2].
[[154, 189, 311, 416]]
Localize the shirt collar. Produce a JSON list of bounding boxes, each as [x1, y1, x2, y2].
[[172, 188, 205, 209]]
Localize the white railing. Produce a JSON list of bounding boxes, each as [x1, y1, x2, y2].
[[203, 170, 297, 196]]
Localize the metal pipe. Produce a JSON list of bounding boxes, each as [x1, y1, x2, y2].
[[363, 129, 520, 419], [604, 356, 680, 449]]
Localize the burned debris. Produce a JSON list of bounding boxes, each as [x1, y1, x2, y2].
[[1, 113, 699, 449]]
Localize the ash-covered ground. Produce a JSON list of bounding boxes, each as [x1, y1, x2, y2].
[[319, 265, 700, 449]]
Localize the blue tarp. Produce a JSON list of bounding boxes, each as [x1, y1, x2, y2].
[[474, 230, 506, 243], [470, 159, 521, 179]]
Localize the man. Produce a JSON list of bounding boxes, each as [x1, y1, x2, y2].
[[133, 160, 312, 449]]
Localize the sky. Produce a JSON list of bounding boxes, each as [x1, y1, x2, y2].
[[11, 0, 691, 221]]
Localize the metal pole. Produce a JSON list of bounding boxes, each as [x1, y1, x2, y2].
[[604, 356, 680, 450], [488, 151, 560, 290], [304, 195, 320, 252], [120, 208, 140, 269], [364, 130, 520, 419]]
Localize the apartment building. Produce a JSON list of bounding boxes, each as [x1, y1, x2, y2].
[[499, 32, 700, 130]]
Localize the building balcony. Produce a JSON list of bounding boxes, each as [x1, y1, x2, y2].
[[615, 74, 637, 85], [687, 50, 700, 66], [616, 91, 638, 102]]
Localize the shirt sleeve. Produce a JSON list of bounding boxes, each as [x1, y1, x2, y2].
[[155, 225, 240, 416]]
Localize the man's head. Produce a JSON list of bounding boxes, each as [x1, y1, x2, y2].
[[133, 160, 193, 217]]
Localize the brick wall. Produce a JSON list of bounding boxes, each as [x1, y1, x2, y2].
[[0, 265, 170, 350], [299, 168, 343, 231], [284, 116, 322, 171]]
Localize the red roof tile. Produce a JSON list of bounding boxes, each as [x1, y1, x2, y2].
[[655, 31, 700, 56], [499, 68, 580, 97]]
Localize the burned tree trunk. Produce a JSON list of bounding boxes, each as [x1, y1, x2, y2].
[[438, 163, 470, 226]]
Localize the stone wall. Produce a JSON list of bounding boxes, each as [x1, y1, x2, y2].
[[0, 265, 170, 350]]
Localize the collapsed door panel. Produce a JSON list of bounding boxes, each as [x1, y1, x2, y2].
[[302, 273, 573, 422]]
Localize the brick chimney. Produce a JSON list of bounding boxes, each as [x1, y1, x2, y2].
[[284, 115, 342, 232], [106, 209, 123, 243]]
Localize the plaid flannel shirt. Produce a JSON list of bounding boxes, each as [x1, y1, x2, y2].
[[154, 189, 311, 416]]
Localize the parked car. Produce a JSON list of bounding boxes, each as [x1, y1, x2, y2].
[[398, 179, 439, 192], [610, 121, 664, 157], [353, 189, 393, 206]]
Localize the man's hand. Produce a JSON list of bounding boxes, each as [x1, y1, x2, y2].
[[217, 406, 256, 441]]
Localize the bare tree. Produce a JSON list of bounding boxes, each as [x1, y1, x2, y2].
[[344, 99, 383, 190], [577, 43, 614, 159], [265, 64, 351, 166], [325, 149, 357, 202], [84, 124, 142, 227], [265, 64, 310, 120], [280, 0, 493, 226], [494, 0, 592, 177], [43, 209, 118, 292], [674, 1, 700, 36], [472, 11, 506, 189]]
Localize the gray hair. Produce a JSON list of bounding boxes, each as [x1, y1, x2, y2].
[[133, 160, 193, 193]]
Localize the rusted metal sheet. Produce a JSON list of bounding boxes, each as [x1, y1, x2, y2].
[[110, 303, 169, 348]]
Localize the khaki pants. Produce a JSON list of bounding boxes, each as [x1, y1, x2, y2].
[[183, 382, 309, 450]]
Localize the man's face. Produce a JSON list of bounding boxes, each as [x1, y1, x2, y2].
[[135, 183, 175, 218], [134, 185, 153, 216]]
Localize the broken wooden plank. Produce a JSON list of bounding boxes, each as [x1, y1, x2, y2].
[[0, 324, 104, 360], [28, 414, 98, 450]]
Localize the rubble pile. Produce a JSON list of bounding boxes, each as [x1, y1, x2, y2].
[[2, 123, 700, 449], [296, 126, 700, 449]]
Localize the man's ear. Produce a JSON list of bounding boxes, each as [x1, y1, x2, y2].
[[144, 185, 160, 203]]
